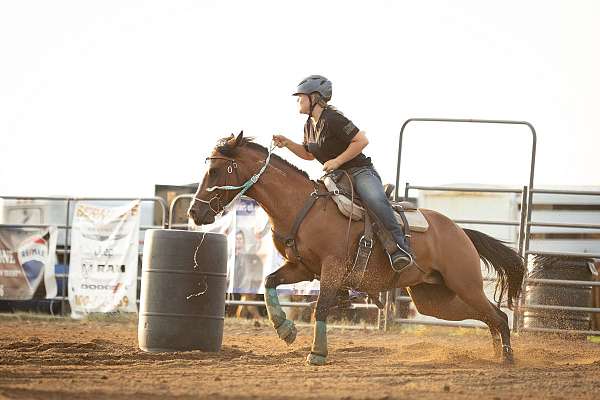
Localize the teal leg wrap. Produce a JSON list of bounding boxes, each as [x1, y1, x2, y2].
[[265, 288, 297, 345], [306, 321, 327, 365], [265, 288, 286, 327]]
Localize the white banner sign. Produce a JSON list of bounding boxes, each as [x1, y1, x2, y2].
[[68, 200, 140, 318]]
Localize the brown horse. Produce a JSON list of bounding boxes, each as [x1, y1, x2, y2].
[[188, 132, 525, 365]]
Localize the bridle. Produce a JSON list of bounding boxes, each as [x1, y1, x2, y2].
[[194, 142, 276, 216], [194, 157, 238, 215]]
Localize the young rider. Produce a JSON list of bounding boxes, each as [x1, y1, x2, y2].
[[273, 75, 413, 271]]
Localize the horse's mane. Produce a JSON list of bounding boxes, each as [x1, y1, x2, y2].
[[215, 136, 310, 179]]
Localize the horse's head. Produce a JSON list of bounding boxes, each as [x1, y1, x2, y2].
[[188, 131, 261, 225]]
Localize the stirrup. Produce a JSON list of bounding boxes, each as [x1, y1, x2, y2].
[[390, 247, 414, 273]]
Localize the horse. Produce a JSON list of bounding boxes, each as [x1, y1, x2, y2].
[[188, 132, 525, 366]]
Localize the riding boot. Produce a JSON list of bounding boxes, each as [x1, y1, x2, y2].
[[390, 238, 414, 272]]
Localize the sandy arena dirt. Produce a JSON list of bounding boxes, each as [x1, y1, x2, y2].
[[0, 314, 599, 400]]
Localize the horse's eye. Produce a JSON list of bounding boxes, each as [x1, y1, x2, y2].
[[208, 167, 220, 177]]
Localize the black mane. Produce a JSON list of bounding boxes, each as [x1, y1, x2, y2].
[[215, 136, 310, 179]]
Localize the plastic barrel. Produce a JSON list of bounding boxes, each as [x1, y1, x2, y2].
[[524, 260, 593, 331], [138, 229, 227, 352]]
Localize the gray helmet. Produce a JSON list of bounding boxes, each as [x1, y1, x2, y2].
[[293, 75, 332, 102]]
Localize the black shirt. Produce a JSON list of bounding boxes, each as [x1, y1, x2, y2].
[[303, 106, 372, 170]]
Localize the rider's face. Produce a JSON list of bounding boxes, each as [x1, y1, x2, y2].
[[296, 94, 310, 115]]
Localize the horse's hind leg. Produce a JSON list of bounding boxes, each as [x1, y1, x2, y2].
[[408, 284, 479, 321], [408, 284, 511, 362], [442, 271, 514, 363], [489, 301, 509, 358]]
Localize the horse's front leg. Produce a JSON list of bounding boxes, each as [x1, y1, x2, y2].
[[264, 261, 313, 345], [307, 259, 345, 366]]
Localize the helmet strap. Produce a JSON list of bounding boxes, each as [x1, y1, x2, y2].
[[308, 93, 324, 121]]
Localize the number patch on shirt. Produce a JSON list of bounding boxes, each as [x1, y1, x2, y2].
[[343, 121, 357, 136]]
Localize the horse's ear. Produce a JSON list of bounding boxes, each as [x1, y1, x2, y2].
[[234, 130, 244, 147]]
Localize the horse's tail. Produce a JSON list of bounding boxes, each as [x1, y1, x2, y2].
[[462, 228, 525, 310]]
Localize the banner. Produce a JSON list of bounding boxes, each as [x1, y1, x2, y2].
[[0, 226, 58, 300], [233, 198, 271, 293], [68, 200, 140, 318]]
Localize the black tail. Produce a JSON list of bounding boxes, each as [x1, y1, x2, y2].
[[463, 228, 525, 309]]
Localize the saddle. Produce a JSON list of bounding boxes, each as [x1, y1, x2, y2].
[[316, 170, 437, 291], [321, 173, 429, 232], [272, 172, 438, 299]]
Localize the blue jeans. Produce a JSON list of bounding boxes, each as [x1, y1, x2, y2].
[[348, 166, 409, 253]]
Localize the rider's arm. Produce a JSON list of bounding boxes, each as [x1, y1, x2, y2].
[[288, 140, 315, 160], [273, 134, 315, 160], [334, 131, 369, 165]]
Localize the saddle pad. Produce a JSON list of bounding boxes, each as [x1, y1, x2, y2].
[[323, 177, 429, 232]]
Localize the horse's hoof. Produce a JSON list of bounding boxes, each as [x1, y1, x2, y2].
[[276, 319, 297, 345], [502, 345, 514, 364], [306, 352, 327, 366]]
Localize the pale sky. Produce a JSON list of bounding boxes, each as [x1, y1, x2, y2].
[[1, 0, 599, 197]]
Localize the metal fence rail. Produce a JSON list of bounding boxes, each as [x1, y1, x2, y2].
[[514, 188, 600, 335], [168, 193, 194, 228], [391, 118, 599, 336], [0, 196, 168, 315]]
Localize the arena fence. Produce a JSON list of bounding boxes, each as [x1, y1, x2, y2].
[[3, 188, 598, 333], [0, 196, 168, 315], [392, 118, 599, 335], [515, 188, 600, 336], [388, 118, 537, 332]]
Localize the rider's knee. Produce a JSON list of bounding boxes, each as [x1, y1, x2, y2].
[[359, 191, 382, 205]]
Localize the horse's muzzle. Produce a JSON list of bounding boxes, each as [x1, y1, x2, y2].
[[188, 205, 215, 226]]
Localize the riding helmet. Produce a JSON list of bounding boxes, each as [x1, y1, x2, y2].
[[293, 75, 332, 102]]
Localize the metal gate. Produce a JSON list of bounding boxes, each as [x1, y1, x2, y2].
[[390, 118, 599, 334]]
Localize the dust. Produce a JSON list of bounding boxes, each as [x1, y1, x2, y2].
[[1, 315, 599, 399]]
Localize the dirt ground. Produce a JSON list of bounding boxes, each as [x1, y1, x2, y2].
[[1, 314, 599, 400]]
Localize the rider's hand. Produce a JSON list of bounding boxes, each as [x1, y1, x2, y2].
[[272, 134, 289, 148], [323, 158, 342, 173]]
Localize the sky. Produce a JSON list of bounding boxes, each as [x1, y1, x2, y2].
[[1, 0, 599, 197]]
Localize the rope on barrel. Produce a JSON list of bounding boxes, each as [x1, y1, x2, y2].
[[186, 232, 209, 300]]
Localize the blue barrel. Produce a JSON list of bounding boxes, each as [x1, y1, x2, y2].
[[138, 229, 228, 352]]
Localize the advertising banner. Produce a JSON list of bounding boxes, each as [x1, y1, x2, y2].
[[68, 200, 140, 318], [0, 226, 58, 300]]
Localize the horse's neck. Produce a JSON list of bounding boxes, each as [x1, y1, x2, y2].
[[246, 164, 315, 233]]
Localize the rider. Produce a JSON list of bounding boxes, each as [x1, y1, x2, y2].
[[273, 74, 413, 271]]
